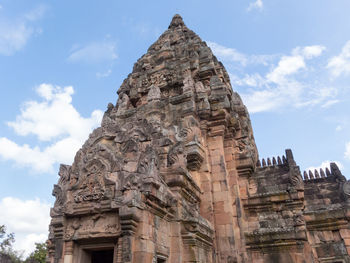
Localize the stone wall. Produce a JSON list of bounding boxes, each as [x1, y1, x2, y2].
[[47, 14, 350, 263], [303, 164, 350, 262]]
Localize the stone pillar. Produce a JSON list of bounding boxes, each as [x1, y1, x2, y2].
[[224, 137, 249, 262], [50, 216, 64, 263], [119, 205, 141, 263], [63, 241, 73, 263], [169, 221, 183, 263], [340, 229, 350, 256], [114, 238, 123, 263], [207, 125, 237, 262]]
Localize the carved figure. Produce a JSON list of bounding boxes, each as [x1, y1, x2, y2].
[[48, 14, 349, 263]]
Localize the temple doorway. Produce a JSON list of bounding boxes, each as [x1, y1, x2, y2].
[[91, 249, 114, 263], [74, 242, 117, 263]]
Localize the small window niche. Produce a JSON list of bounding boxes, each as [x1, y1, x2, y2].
[[156, 254, 167, 263]]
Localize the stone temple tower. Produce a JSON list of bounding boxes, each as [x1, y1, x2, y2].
[[48, 15, 350, 263]]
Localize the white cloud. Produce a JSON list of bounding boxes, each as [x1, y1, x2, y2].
[[0, 197, 50, 257], [306, 160, 344, 173], [266, 55, 305, 84], [241, 88, 285, 113], [211, 42, 334, 113], [0, 138, 55, 172], [230, 73, 266, 87], [0, 21, 34, 56], [327, 40, 350, 78], [207, 41, 273, 66], [0, 84, 103, 172], [68, 41, 117, 64], [295, 87, 338, 108], [23, 5, 46, 22], [336, 125, 342, 131], [208, 41, 248, 66], [293, 45, 326, 59], [321, 99, 339, 108], [0, 5, 45, 56], [8, 84, 101, 141], [345, 142, 350, 160], [247, 0, 263, 11], [267, 45, 326, 84], [242, 50, 334, 113]]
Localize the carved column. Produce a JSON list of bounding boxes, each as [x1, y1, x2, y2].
[[224, 136, 250, 263], [119, 205, 140, 263], [207, 124, 238, 262], [50, 216, 64, 263], [63, 241, 73, 263], [114, 238, 123, 263]]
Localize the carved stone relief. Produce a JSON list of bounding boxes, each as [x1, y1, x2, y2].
[[64, 213, 120, 240]]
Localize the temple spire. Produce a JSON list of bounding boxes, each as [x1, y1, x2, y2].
[[168, 14, 185, 29]]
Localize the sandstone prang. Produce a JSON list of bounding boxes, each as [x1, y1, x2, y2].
[[48, 14, 350, 263]]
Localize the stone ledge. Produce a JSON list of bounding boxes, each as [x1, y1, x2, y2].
[[245, 228, 307, 250]]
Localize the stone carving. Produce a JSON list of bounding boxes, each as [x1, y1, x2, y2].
[[137, 146, 158, 175], [116, 93, 133, 116], [167, 142, 186, 168], [195, 81, 206, 93], [121, 138, 139, 153], [58, 164, 71, 188], [290, 166, 304, 189], [182, 75, 195, 93], [67, 143, 121, 206], [52, 185, 64, 209], [147, 84, 161, 102], [48, 14, 349, 263], [331, 162, 346, 182], [64, 213, 120, 240], [343, 181, 350, 196]]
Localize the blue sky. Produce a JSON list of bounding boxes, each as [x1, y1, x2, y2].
[[0, 0, 350, 256]]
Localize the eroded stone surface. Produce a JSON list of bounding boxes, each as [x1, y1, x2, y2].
[[48, 14, 350, 263]]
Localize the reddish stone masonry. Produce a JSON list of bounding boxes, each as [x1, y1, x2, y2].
[[48, 14, 350, 263]]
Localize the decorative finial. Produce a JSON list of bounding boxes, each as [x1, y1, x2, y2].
[[277, 156, 282, 165], [330, 162, 342, 177], [320, 168, 326, 178], [309, 170, 314, 179], [169, 14, 185, 29], [314, 169, 320, 179], [267, 158, 271, 166], [285, 149, 295, 166], [256, 159, 261, 167]]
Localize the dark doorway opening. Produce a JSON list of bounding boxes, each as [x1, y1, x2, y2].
[[91, 249, 114, 263], [157, 258, 166, 263]]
